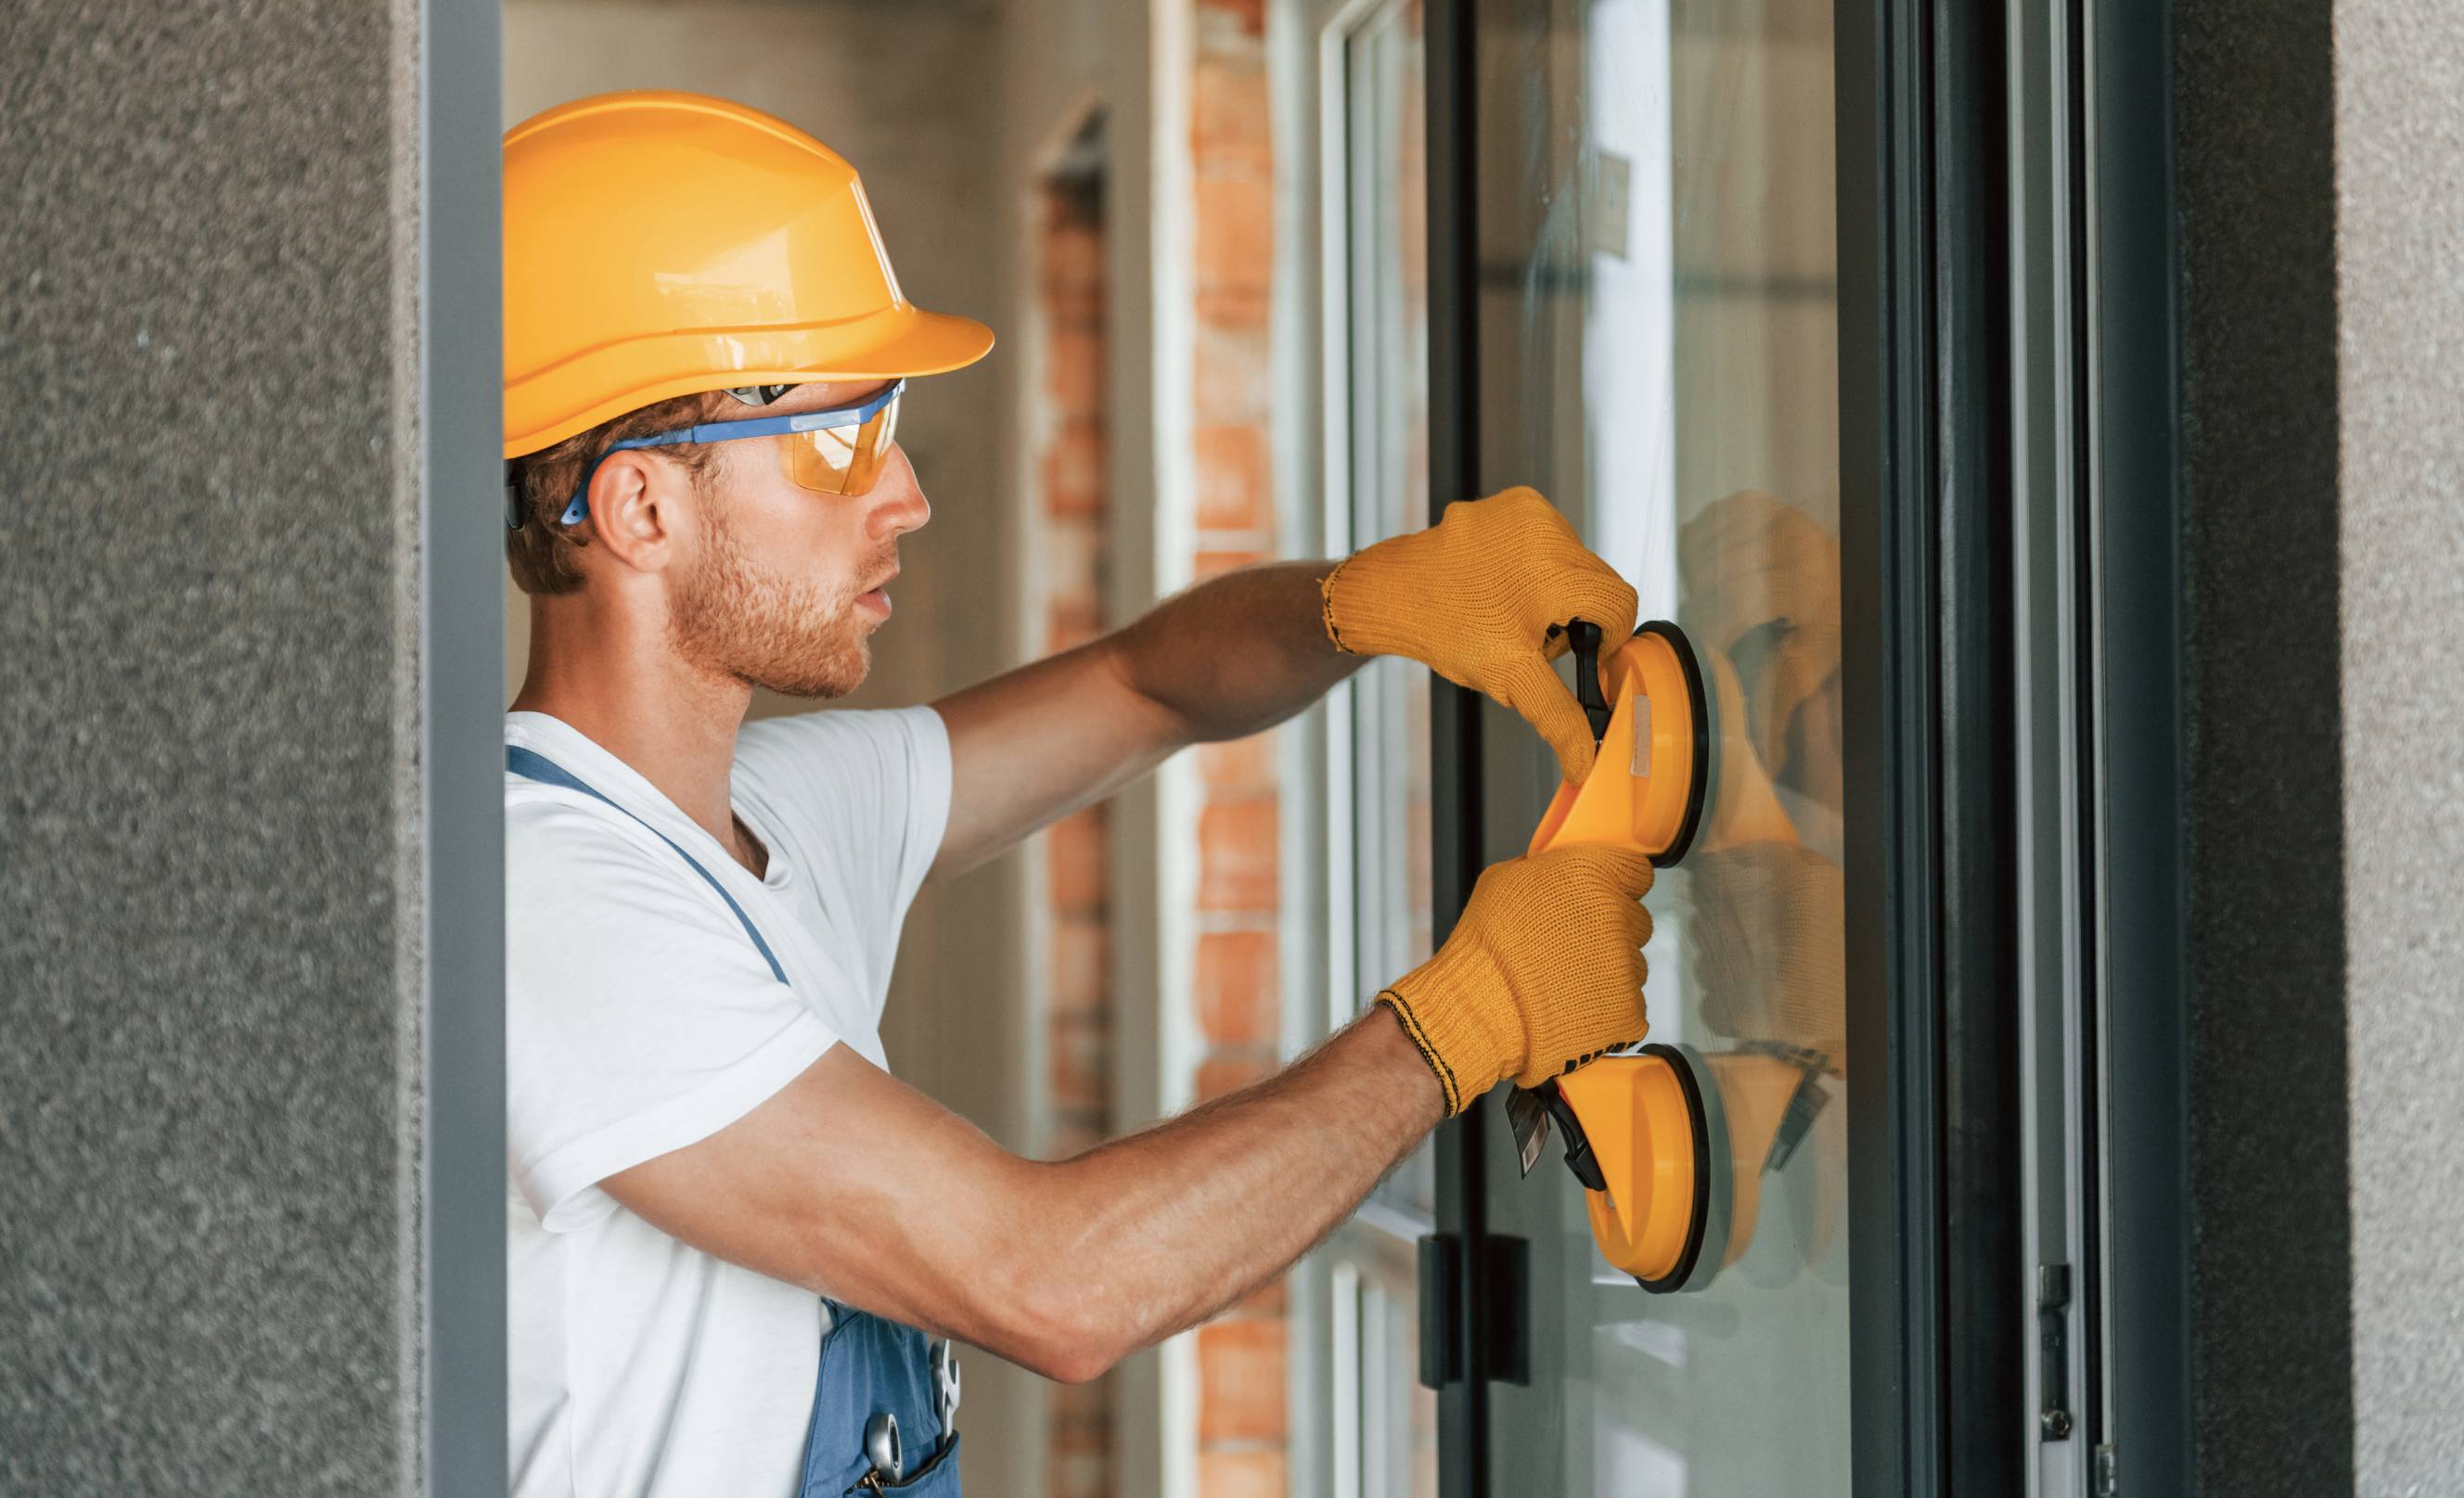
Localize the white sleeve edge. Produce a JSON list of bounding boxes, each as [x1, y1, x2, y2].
[[523, 1015, 839, 1235]]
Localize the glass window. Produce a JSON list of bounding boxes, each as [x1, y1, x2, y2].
[[1338, 0, 1435, 1210], [1314, 4, 1439, 1495], [1469, 0, 1851, 1492]]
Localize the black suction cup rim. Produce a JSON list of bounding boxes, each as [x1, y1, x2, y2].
[[1631, 621, 1711, 868], [1632, 1041, 1713, 1294]]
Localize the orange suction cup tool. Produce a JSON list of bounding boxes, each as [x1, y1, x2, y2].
[[1525, 620, 1711, 867], [1540, 1044, 1729, 1292], [1508, 618, 1725, 1291]]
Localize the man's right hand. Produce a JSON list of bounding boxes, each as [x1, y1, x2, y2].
[[1375, 842, 1657, 1115]]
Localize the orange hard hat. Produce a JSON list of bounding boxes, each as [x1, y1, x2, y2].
[[502, 90, 995, 459]]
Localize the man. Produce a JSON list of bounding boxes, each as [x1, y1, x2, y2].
[[502, 91, 1656, 1498]]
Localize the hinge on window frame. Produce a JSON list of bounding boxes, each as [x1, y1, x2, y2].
[[2094, 1443, 2119, 1495]]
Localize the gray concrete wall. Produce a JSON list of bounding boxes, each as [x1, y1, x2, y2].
[[0, 0, 468, 1488], [2174, 1, 2464, 1492], [2333, 4, 2464, 1492]]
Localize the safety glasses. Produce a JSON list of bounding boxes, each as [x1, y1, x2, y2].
[[527, 379, 905, 530]]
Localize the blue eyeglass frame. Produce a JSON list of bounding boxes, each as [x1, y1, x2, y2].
[[503, 379, 906, 531]]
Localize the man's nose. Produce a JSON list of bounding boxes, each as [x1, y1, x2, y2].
[[866, 446, 930, 541]]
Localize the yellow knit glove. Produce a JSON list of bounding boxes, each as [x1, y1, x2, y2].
[[1376, 843, 1656, 1116], [1323, 487, 1638, 784]]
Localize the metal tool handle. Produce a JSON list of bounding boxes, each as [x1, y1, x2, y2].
[[930, 1338, 962, 1431], [1562, 618, 1614, 743], [1535, 1078, 1608, 1192], [863, 1411, 903, 1483]]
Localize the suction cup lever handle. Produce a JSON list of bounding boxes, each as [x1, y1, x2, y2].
[[1534, 1078, 1609, 1194], [1559, 619, 1613, 744]]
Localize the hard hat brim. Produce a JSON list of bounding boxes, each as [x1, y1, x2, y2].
[[504, 306, 995, 459]]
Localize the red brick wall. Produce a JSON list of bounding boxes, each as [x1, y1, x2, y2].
[[1029, 7, 1290, 1490], [1188, 2, 1290, 1493], [1035, 168, 1117, 1498]]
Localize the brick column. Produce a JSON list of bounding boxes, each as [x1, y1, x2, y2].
[[1187, 1, 1291, 1492], [1034, 170, 1119, 1498]]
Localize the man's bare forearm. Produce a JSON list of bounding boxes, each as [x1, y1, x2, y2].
[[1019, 1005, 1442, 1377], [1103, 558, 1366, 744], [600, 999, 1446, 1383]]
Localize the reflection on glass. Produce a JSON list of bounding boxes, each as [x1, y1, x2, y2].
[[1471, 0, 1848, 1492]]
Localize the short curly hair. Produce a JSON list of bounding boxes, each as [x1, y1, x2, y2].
[[504, 390, 736, 595]]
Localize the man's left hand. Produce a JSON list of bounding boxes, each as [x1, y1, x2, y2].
[[1320, 486, 1636, 783]]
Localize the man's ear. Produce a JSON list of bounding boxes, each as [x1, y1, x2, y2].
[[584, 451, 685, 573]]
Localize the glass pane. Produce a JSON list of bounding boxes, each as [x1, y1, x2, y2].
[[1330, 1231, 1441, 1498], [1343, 0, 1435, 1236], [1319, 6, 1440, 1498], [1469, 0, 1850, 1492]]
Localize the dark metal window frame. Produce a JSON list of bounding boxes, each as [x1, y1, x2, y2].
[[1422, 0, 1491, 1486], [1840, 0, 2025, 1490], [2085, 0, 2192, 1491]]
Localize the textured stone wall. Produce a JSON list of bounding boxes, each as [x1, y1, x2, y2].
[[0, 0, 424, 1490], [2175, 1, 2464, 1492], [2332, 3, 2464, 1492]]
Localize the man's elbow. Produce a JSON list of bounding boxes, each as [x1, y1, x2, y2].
[[977, 1262, 1134, 1385], [1024, 1334, 1120, 1387], [1092, 633, 1210, 750]]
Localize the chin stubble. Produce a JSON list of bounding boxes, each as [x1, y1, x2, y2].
[[668, 505, 883, 700]]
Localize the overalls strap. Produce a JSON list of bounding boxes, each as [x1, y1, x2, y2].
[[506, 744, 789, 985]]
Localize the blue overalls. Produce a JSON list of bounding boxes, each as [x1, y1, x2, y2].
[[510, 747, 964, 1496], [798, 1306, 962, 1493]]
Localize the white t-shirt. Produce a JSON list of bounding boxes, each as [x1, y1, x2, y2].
[[504, 706, 952, 1498]]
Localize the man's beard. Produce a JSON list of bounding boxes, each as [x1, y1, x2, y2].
[[668, 504, 886, 700]]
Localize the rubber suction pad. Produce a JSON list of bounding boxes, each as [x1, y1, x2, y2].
[[1552, 1043, 1732, 1293], [1528, 620, 1713, 868]]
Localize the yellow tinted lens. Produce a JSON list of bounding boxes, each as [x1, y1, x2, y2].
[[777, 393, 900, 495], [780, 422, 858, 493], [849, 396, 897, 491]]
